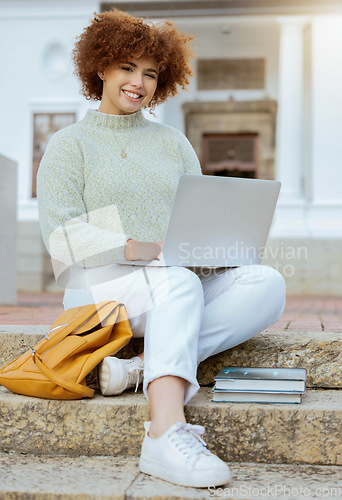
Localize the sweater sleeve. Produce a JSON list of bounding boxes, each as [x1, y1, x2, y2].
[[37, 130, 128, 279], [176, 132, 202, 176]]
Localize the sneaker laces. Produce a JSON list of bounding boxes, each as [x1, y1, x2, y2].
[[125, 359, 144, 392], [167, 422, 210, 466]]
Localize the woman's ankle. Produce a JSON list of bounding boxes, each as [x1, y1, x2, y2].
[[148, 418, 186, 439]]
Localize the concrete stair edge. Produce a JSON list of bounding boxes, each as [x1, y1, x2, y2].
[[0, 386, 341, 466], [1, 453, 342, 500], [1, 326, 342, 388]]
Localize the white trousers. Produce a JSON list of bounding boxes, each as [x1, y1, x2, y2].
[[63, 264, 286, 404]]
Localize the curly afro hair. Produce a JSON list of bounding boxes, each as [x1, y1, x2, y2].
[[72, 8, 195, 108]]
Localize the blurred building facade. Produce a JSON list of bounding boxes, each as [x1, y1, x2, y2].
[[0, 0, 341, 294]]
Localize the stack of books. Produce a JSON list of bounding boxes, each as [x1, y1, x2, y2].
[[211, 366, 307, 404]]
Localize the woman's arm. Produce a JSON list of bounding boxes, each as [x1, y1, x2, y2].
[[176, 131, 202, 176], [37, 131, 129, 273]]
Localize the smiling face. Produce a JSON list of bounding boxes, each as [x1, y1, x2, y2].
[[97, 56, 159, 115]]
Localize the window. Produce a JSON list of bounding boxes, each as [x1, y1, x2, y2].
[[32, 112, 76, 197]]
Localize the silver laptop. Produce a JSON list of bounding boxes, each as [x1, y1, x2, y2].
[[120, 175, 281, 267]]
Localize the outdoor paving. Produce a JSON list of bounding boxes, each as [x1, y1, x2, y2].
[[0, 292, 341, 332], [0, 292, 341, 499]]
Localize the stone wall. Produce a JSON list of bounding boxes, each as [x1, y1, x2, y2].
[[17, 221, 54, 292], [0, 155, 17, 304], [263, 238, 342, 295]]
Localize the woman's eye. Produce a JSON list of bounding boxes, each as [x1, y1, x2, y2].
[[120, 67, 157, 79]]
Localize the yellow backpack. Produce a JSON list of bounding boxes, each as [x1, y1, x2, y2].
[[0, 301, 132, 400]]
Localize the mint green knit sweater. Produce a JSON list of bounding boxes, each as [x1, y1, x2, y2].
[[37, 109, 202, 276]]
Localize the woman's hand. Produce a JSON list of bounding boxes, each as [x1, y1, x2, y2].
[[124, 239, 163, 261], [155, 241, 164, 260]]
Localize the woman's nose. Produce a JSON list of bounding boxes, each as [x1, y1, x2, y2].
[[131, 72, 144, 88]]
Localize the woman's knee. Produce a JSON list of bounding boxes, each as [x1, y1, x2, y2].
[[258, 266, 286, 322], [236, 265, 286, 320], [166, 267, 203, 297], [167, 266, 202, 286], [146, 266, 203, 308]]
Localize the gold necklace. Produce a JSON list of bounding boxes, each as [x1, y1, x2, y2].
[[112, 115, 137, 158]]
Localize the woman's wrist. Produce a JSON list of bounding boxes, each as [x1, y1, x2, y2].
[[127, 239, 134, 261]]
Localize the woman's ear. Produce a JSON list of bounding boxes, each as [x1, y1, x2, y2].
[[98, 71, 104, 80]]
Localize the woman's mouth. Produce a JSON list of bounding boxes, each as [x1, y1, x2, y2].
[[122, 90, 143, 101]]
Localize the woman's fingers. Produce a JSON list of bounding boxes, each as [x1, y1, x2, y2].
[[124, 240, 164, 261]]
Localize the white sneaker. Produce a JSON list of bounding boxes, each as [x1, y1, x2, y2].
[[139, 421, 231, 488], [98, 356, 144, 396]]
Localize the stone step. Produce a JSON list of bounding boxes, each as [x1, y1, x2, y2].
[[1, 453, 342, 500], [1, 326, 342, 388], [1, 386, 341, 466]]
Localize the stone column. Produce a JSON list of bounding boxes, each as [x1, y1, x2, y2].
[[0, 154, 17, 305], [276, 17, 307, 202], [311, 16, 342, 204]]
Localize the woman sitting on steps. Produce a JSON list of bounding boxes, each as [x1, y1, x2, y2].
[[37, 8, 286, 489]]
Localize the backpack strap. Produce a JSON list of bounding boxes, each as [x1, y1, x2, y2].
[[32, 351, 94, 398]]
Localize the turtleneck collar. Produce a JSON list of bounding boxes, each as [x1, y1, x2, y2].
[[82, 108, 148, 130]]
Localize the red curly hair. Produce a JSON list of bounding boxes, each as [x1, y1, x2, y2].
[[72, 8, 195, 108]]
